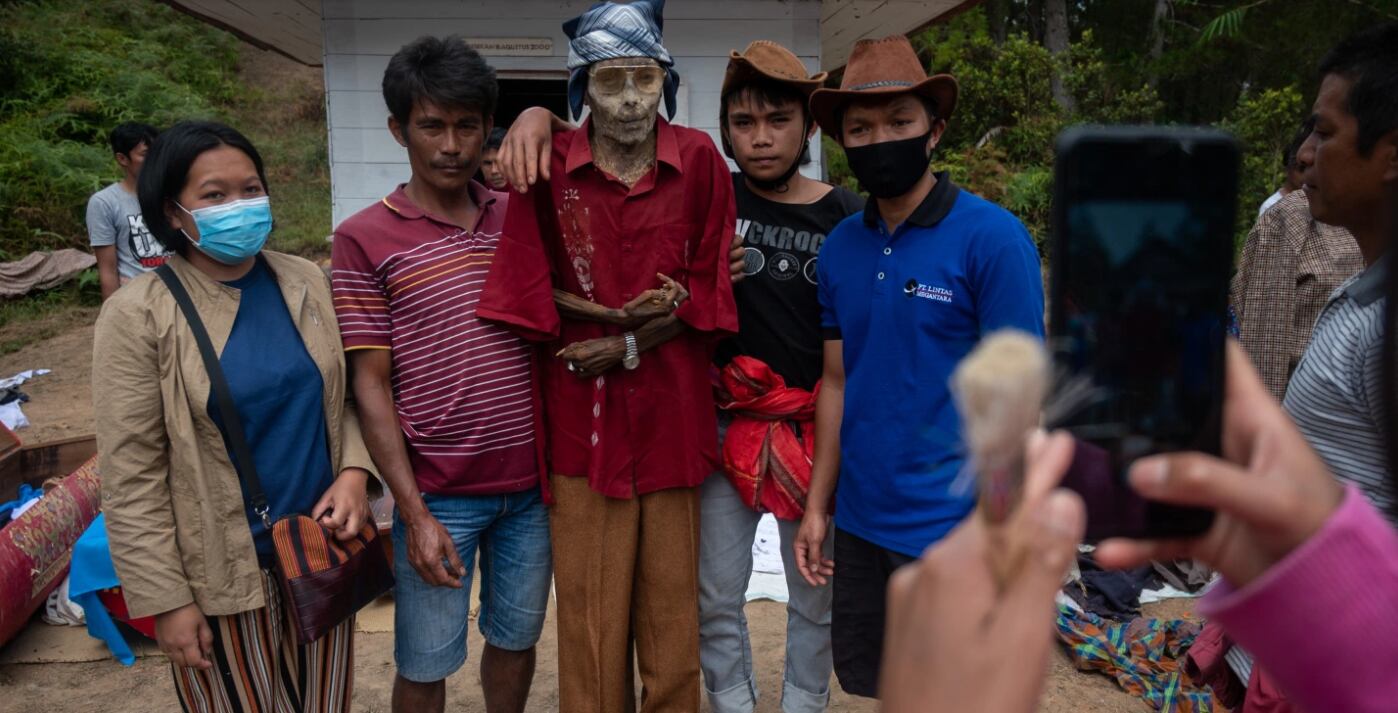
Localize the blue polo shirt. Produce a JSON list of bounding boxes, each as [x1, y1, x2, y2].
[[817, 173, 1045, 556]]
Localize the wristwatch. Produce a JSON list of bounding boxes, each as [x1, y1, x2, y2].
[[622, 332, 640, 370]]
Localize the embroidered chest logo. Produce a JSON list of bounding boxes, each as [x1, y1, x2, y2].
[[903, 279, 954, 303]]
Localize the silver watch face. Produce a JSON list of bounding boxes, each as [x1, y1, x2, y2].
[[623, 354, 640, 370]]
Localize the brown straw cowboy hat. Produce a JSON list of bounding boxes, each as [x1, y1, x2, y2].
[[721, 40, 828, 99], [809, 34, 958, 138]]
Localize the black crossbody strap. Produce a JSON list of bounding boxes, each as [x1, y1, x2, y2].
[[155, 264, 271, 526]]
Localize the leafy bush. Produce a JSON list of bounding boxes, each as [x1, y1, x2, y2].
[[1222, 85, 1306, 245], [0, 0, 240, 259], [825, 7, 1315, 252]]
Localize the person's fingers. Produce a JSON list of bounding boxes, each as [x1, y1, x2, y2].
[[795, 540, 824, 587], [504, 136, 519, 184], [338, 504, 364, 541], [310, 492, 333, 521], [1127, 452, 1286, 526], [197, 619, 215, 669], [1021, 430, 1076, 505], [443, 537, 467, 581], [1093, 536, 1195, 570], [524, 137, 540, 187], [509, 138, 531, 192], [882, 565, 919, 652], [180, 639, 209, 670], [1220, 340, 1276, 464], [994, 490, 1084, 636], [322, 501, 350, 531]]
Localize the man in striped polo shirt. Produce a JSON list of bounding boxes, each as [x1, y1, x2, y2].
[[1282, 24, 1398, 524], [330, 37, 550, 713]]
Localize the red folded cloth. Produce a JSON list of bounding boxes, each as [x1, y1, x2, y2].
[[716, 356, 819, 521]]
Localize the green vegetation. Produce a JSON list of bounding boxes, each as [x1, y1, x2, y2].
[[825, 0, 1396, 250], [0, 0, 330, 353]]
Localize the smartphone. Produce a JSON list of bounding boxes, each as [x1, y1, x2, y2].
[[1049, 126, 1239, 541]]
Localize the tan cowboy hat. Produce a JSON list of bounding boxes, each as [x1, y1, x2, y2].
[[721, 40, 828, 99], [809, 34, 958, 138]]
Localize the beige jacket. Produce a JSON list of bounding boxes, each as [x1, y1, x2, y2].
[[94, 251, 378, 619]]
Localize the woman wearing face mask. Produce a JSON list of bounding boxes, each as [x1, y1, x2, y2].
[[92, 121, 378, 712]]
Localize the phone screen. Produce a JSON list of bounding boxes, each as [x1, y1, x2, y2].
[[1050, 128, 1238, 540]]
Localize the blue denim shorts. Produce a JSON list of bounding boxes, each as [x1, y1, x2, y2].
[[392, 489, 552, 683]]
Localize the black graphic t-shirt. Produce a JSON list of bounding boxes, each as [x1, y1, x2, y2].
[[716, 173, 864, 390]]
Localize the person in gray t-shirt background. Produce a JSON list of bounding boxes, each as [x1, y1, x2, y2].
[[87, 122, 170, 299]]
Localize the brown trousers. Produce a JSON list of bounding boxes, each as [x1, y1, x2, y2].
[[550, 475, 702, 713]]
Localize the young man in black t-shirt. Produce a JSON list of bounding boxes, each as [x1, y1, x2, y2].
[[700, 42, 862, 713]]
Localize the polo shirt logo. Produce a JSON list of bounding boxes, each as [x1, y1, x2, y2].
[[904, 278, 954, 303]]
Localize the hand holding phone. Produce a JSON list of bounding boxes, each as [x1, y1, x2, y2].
[[1049, 126, 1240, 541]]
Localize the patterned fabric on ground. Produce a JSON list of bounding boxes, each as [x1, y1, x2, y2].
[[1064, 553, 1160, 620], [1055, 603, 1217, 712]]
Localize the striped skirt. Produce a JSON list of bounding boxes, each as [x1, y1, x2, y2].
[[171, 571, 355, 713]]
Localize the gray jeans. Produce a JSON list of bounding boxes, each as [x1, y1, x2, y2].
[[698, 472, 834, 713]]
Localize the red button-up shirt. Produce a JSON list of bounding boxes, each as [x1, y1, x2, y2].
[[479, 117, 737, 498]]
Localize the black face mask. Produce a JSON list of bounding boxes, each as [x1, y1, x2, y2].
[[844, 130, 933, 199]]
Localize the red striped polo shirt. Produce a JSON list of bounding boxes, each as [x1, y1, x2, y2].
[[330, 182, 537, 495]]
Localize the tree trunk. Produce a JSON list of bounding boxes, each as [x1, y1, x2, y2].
[[1043, 0, 1074, 113], [987, 0, 1010, 45], [1147, 0, 1171, 89], [1026, 0, 1045, 45]]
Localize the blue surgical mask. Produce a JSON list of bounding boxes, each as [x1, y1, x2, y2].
[[178, 196, 272, 264]]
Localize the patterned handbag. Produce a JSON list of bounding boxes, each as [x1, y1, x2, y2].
[[157, 264, 393, 644]]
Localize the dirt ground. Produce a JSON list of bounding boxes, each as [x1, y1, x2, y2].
[[0, 597, 1200, 713], [0, 319, 1206, 712]]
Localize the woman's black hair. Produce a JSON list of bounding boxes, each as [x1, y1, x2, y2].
[[382, 36, 498, 130], [137, 120, 268, 256]]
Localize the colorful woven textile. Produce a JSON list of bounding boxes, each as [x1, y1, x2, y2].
[[1055, 603, 1218, 712], [0, 456, 101, 646], [716, 356, 818, 521]]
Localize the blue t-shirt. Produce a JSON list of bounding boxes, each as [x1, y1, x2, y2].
[[209, 259, 334, 560], [817, 174, 1045, 556]]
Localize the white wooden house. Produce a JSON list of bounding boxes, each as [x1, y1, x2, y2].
[[164, 0, 972, 227]]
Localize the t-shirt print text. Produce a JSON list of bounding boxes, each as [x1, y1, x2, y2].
[[904, 279, 954, 303]]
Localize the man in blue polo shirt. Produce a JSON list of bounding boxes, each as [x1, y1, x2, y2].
[[791, 35, 1045, 699]]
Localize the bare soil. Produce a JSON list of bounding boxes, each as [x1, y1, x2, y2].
[[0, 596, 1200, 713], [0, 321, 97, 445]]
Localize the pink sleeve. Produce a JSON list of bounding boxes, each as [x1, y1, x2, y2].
[[1200, 486, 1398, 713]]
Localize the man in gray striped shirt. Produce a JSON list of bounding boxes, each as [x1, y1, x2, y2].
[[1281, 24, 1398, 524]]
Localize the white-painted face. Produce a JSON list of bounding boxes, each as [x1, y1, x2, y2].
[[586, 57, 664, 147]]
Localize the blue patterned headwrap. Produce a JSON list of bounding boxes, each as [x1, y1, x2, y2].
[[563, 0, 679, 120]]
